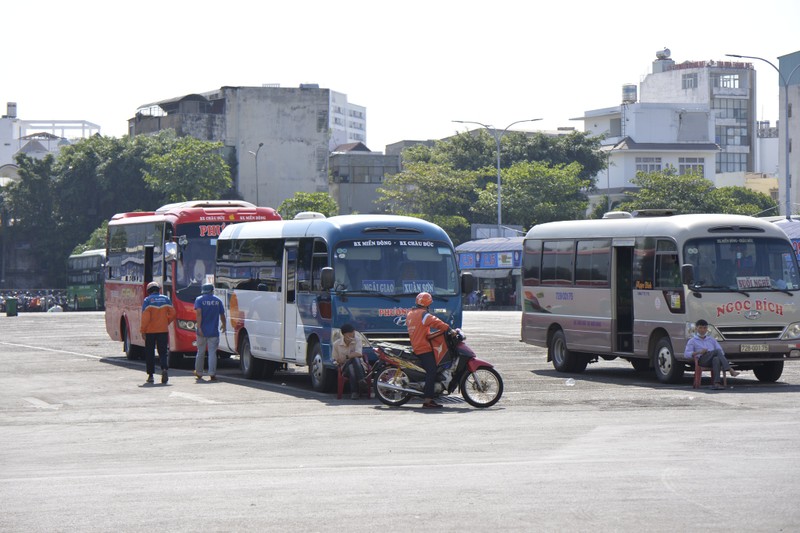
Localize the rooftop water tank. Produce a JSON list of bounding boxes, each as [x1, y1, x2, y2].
[[622, 84, 637, 104]]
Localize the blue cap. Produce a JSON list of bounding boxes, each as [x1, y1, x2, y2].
[[201, 283, 214, 294]]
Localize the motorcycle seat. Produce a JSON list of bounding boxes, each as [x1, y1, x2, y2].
[[375, 342, 415, 359]]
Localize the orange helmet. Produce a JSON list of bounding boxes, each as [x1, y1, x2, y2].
[[415, 292, 433, 307]]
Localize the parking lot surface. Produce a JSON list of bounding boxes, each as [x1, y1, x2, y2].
[[2, 311, 799, 532]]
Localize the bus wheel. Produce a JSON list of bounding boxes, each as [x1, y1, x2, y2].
[[263, 361, 279, 380], [168, 351, 184, 369], [239, 334, 265, 379], [549, 330, 587, 373], [308, 342, 334, 392], [653, 337, 682, 384], [124, 322, 142, 360], [753, 361, 783, 382]]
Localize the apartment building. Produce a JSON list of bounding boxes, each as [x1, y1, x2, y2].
[[638, 50, 756, 180], [128, 85, 371, 210]]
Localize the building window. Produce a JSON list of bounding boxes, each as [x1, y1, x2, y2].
[[635, 157, 662, 172], [713, 98, 748, 121], [678, 157, 704, 175], [715, 153, 747, 173], [715, 126, 749, 147], [682, 73, 698, 89], [713, 74, 740, 88]]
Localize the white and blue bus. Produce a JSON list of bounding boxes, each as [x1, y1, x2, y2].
[[215, 213, 472, 391], [521, 212, 800, 383]]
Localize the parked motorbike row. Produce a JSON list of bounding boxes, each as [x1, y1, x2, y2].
[[1, 290, 67, 313]]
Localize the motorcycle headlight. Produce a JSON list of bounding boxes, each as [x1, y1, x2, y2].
[[782, 322, 800, 340], [177, 319, 197, 331]]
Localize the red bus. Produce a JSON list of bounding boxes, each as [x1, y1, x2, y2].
[[104, 200, 281, 366]]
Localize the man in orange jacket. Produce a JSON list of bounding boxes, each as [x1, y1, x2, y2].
[[141, 281, 176, 384], [406, 292, 450, 409]]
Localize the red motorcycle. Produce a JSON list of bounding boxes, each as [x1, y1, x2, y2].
[[371, 329, 503, 408]]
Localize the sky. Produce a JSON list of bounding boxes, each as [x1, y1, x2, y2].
[[4, 0, 799, 152]]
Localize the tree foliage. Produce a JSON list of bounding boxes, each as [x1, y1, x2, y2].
[[143, 133, 232, 202], [4, 130, 235, 286], [618, 169, 777, 216], [72, 221, 108, 255], [277, 192, 338, 219], [475, 161, 591, 228], [403, 130, 606, 183]]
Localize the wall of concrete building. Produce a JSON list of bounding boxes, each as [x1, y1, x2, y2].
[[329, 151, 400, 213], [129, 112, 225, 140], [223, 86, 331, 209]]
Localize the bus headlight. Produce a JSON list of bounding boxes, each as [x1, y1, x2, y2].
[[177, 319, 197, 331], [782, 322, 800, 340]]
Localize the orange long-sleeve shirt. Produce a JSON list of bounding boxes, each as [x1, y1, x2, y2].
[[406, 307, 449, 361], [140, 293, 176, 334]]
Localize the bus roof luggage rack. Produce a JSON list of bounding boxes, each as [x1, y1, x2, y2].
[[631, 209, 676, 217], [156, 200, 256, 212]]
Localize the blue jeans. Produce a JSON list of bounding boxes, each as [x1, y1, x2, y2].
[[195, 334, 220, 376], [698, 349, 732, 384], [145, 332, 169, 375], [343, 358, 365, 388]]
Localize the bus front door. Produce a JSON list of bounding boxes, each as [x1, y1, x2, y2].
[[282, 242, 301, 363], [613, 244, 634, 353]]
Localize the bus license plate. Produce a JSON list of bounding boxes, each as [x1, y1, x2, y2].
[[740, 344, 769, 352]]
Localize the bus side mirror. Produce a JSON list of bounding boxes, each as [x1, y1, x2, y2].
[[461, 272, 475, 293], [320, 267, 334, 290], [165, 242, 178, 263], [681, 264, 694, 286]]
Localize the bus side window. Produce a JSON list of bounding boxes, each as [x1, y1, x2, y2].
[[656, 254, 681, 287], [311, 238, 329, 291]]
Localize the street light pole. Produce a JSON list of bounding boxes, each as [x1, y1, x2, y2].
[[453, 118, 542, 227], [248, 142, 264, 206], [727, 54, 800, 219]]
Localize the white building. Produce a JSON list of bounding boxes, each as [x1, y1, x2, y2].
[[639, 49, 756, 183], [578, 101, 719, 210], [0, 102, 101, 183], [129, 85, 369, 210]]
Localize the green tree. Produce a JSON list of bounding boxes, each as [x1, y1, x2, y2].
[[407, 130, 607, 183], [474, 161, 590, 228], [619, 169, 716, 213], [278, 192, 338, 219], [710, 186, 777, 216], [4, 153, 68, 284], [72, 221, 108, 255], [143, 134, 232, 202]]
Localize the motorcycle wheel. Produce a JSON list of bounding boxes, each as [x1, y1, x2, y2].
[[460, 367, 503, 408], [374, 366, 412, 407]]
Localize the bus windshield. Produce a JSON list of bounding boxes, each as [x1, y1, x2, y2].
[[174, 223, 218, 302], [332, 238, 458, 296], [683, 236, 800, 292]]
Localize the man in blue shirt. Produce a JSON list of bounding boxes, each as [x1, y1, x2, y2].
[[684, 319, 740, 389], [194, 284, 226, 381]]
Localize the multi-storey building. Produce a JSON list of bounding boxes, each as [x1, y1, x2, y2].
[[779, 51, 800, 215], [128, 85, 372, 210], [639, 49, 756, 179], [577, 96, 719, 211], [0, 101, 100, 183]]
